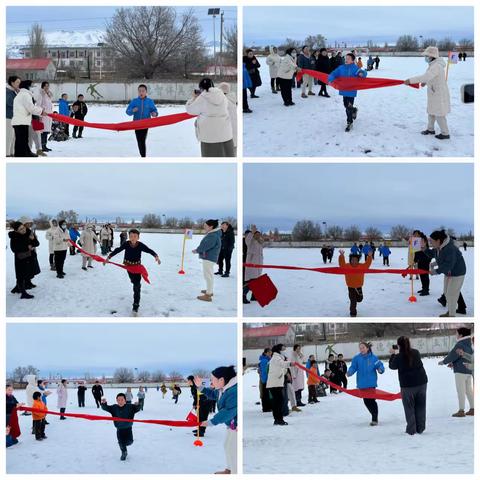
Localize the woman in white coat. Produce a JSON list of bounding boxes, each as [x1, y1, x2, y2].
[[12, 80, 44, 157], [243, 225, 264, 304], [405, 46, 451, 140], [57, 379, 68, 419], [277, 48, 299, 107], [79, 224, 99, 270], [35, 81, 54, 152], [52, 220, 70, 279], [186, 78, 234, 157], [266, 46, 281, 93], [45, 219, 58, 271], [218, 82, 237, 155], [266, 344, 293, 425], [291, 344, 306, 406]]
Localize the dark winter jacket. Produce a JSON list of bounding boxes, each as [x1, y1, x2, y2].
[[221, 226, 235, 251], [389, 349, 428, 388], [72, 100, 88, 119], [336, 360, 348, 376], [77, 386, 87, 397], [108, 241, 158, 265], [6, 394, 19, 415], [101, 402, 141, 429], [425, 238, 466, 277], [9, 229, 40, 280], [297, 52, 312, 70], [316, 55, 332, 74], [243, 56, 262, 88], [440, 336, 474, 374], [414, 250, 431, 271], [92, 384, 104, 398], [6, 86, 17, 119], [189, 384, 209, 408]]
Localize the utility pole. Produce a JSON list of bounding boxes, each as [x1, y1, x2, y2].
[[220, 10, 224, 76]]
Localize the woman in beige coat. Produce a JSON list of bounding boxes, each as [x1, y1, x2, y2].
[[243, 225, 264, 304], [405, 46, 451, 140], [79, 224, 99, 270]]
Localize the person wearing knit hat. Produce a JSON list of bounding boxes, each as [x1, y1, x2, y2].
[[194, 366, 237, 474], [405, 46, 451, 140], [16, 216, 40, 288]]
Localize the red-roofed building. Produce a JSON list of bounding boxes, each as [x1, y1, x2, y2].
[[244, 324, 296, 348], [7, 58, 57, 81]]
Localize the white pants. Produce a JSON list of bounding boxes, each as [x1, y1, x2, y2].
[[202, 260, 215, 295], [82, 256, 92, 268], [6, 118, 15, 156], [287, 383, 297, 407], [29, 126, 41, 150], [444, 275, 465, 316], [427, 114, 449, 135], [454, 372, 474, 410], [302, 74, 313, 94], [224, 428, 237, 473]]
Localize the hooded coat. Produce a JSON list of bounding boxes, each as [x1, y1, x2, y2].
[[25, 374, 37, 407], [12, 88, 43, 126], [79, 227, 99, 255], [57, 383, 68, 408], [45, 220, 58, 254], [186, 87, 233, 143], [52, 225, 70, 251], [266, 52, 281, 78], [278, 54, 298, 80], [244, 232, 264, 281]]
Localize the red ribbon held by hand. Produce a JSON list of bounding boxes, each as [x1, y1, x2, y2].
[[296, 69, 420, 91], [49, 112, 195, 132], [294, 362, 401, 401], [69, 240, 150, 284]]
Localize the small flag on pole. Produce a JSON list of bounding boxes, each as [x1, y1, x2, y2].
[[178, 229, 193, 274], [184, 229, 193, 240], [448, 51, 459, 64]]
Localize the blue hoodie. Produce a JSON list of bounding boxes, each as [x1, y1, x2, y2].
[[328, 62, 367, 97], [126, 96, 158, 121], [348, 351, 385, 389], [258, 354, 271, 383], [58, 98, 70, 116]]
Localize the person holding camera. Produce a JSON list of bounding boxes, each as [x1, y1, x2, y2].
[[389, 336, 428, 435]]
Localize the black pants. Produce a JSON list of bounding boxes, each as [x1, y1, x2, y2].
[[321, 253, 328, 264], [138, 398, 144, 411], [249, 86, 257, 97], [116, 427, 133, 451], [41, 131, 49, 149], [308, 385, 318, 402], [173, 394, 179, 404], [337, 374, 347, 389], [78, 393, 85, 407], [319, 82, 328, 95], [60, 407, 66, 419], [348, 287, 363, 316], [420, 273, 430, 293], [14, 125, 34, 157], [270, 78, 280, 91], [268, 387, 284, 423], [73, 123, 84, 137], [33, 419, 46, 439], [94, 396, 102, 408], [63, 123, 70, 136], [363, 398, 378, 422], [135, 129, 148, 157], [197, 401, 210, 435], [49, 253, 55, 268], [128, 272, 142, 308], [279, 78, 293, 105], [295, 389, 304, 405], [383, 256, 390, 266], [242, 89, 250, 111], [218, 248, 233, 274], [259, 381, 271, 412], [401, 383, 427, 435], [54, 250, 67, 275], [343, 96, 356, 123]]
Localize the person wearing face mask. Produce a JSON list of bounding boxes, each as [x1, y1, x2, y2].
[[45, 219, 58, 271], [52, 219, 70, 279], [79, 224, 100, 271], [9, 221, 40, 299], [405, 46, 451, 140], [18, 216, 41, 289], [266, 46, 281, 93], [35, 81, 54, 153], [6, 75, 21, 157], [315, 48, 332, 97], [243, 49, 262, 98], [277, 48, 299, 107], [298, 45, 315, 98]]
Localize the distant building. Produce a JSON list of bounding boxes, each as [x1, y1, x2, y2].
[[6, 58, 56, 81], [243, 324, 296, 348]]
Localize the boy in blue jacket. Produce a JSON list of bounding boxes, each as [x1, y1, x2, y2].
[[58, 93, 70, 136], [126, 84, 158, 157], [328, 52, 367, 131], [258, 348, 272, 412]]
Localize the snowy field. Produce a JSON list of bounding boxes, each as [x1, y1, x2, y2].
[[42, 104, 200, 157], [243, 247, 474, 317], [243, 56, 474, 157], [6, 232, 237, 317], [7, 387, 227, 474], [243, 357, 474, 474]]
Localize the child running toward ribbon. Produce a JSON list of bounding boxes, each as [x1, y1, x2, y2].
[[339, 248, 373, 317], [105, 228, 160, 315], [101, 393, 142, 461]]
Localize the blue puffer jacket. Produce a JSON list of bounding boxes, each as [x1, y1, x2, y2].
[[350, 245, 360, 255], [58, 98, 70, 116], [362, 244, 372, 255], [258, 354, 270, 383], [69, 227, 80, 242], [243, 64, 252, 89], [348, 351, 385, 389], [126, 96, 158, 121], [441, 337, 473, 374], [379, 246, 391, 257], [196, 229, 222, 262], [201, 381, 237, 428], [328, 63, 367, 97]]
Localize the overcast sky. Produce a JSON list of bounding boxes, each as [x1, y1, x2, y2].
[[7, 323, 236, 377], [6, 163, 236, 221], [244, 7, 474, 46], [6, 6, 237, 42], [244, 163, 474, 234]]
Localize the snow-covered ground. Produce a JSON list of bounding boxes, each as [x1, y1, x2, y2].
[[42, 104, 200, 157], [243, 56, 474, 157], [6, 232, 237, 317], [7, 387, 227, 474], [243, 247, 474, 317], [243, 357, 474, 474]]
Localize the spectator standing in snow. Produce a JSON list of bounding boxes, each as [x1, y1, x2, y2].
[[374, 56, 380, 69], [316, 48, 332, 97], [58, 93, 70, 137], [56, 379, 68, 420], [216, 221, 235, 278], [379, 244, 391, 266], [405, 46, 451, 140], [45, 219, 58, 271], [291, 344, 306, 406], [125, 387, 133, 404], [35, 81, 53, 153], [137, 387, 145, 410], [336, 354, 348, 388], [243, 225, 264, 304], [411, 231, 431, 296], [92, 381, 104, 408], [6, 75, 21, 156], [389, 336, 428, 435], [321, 244, 329, 263], [77, 382, 87, 408], [71, 94, 88, 138], [120, 230, 128, 245], [242, 63, 253, 113], [79, 224, 99, 271], [298, 45, 315, 98], [258, 348, 272, 412], [186, 78, 234, 157], [68, 224, 80, 255], [362, 243, 372, 261], [126, 84, 158, 157], [367, 55, 374, 71], [347, 342, 385, 426], [32, 391, 47, 441], [100, 224, 110, 255], [278, 48, 299, 107], [307, 360, 320, 403], [243, 49, 262, 98], [52, 219, 70, 279], [218, 82, 237, 155], [266, 46, 281, 93], [328, 52, 367, 132]]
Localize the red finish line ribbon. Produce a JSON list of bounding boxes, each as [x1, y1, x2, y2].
[[244, 263, 429, 276], [48, 112, 195, 132], [16, 406, 198, 427], [69, 240, 150, 284], [297, 68, 420, 91], [294, 362, 401, 401]]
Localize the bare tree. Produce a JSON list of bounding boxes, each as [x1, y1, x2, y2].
[[223, 24, 237, 62], [165, 216, 178, 228], [437, 37, 457, 51], [343, 225, 361, 241], [33, 212, 52, 230], [327, 225, 343, 240], [29, 23, 46, 58], [114, 367, 135, 383], [178, 217, 194, 228], [365, 226, 382, 241], [421, 38, 437, 48], [304, 34, 327, 50], [390, 224, 411, 240], [168, 370, 183, 380], [395, 35, 419, 51], [11, 365, 39, 383], [458, 38, 474, 49], [57, 210, 79, 224], [151, 370, 167, 382], [191, 368, 210, 378], [142, 213, 162, 228], [136, 370, 151, 382], [292, 220, 322, 241]]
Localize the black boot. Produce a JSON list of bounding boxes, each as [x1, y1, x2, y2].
[[437, 294, 447, 308], [11, 285, 21, 294], [120, 447, 127, 461]]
